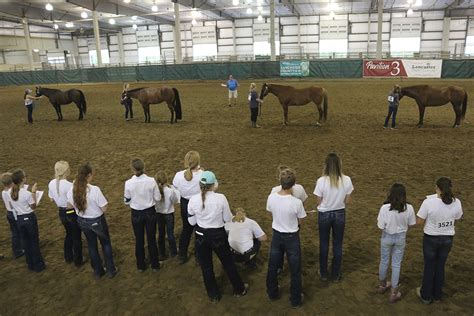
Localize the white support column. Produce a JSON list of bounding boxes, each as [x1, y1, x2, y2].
[[367, 14, 371, 54], [441, 17, 450, 56], [232, 20, 236, 56], [117, 32, 125, 66], [92, 10, 103, 67], [173, 2, 183, 64], [270, 0, 276, 61], [297, 16, 301, 58], [22, 18, 35, 70], [376, 0, 383, 58]]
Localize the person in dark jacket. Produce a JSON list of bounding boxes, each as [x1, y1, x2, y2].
[[384, 85, 401, 129], [248, 83, 263, 128]]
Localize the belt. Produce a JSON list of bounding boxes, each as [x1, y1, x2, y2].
[[59, 207, 76, 214]]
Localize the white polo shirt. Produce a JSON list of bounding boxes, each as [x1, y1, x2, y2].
[[172, 169, 203, 200], [8, 188, 35, 216], [48, 179, 73, 208], [266, 193, 306, 233], [155, 185, 180, 214], [187, 191, 232, 228], [417, 195, 463, 236], [377, 203, 416, 234], [313, 175, 354, 212], [225, 218, 265, 254], [124, 174, 161, 210], [67, 184, 108, 218], [271, 184, 308, 202], [2, 189, 14, 213]]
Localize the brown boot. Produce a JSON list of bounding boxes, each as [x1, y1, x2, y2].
[[389, 287, 401, 303]]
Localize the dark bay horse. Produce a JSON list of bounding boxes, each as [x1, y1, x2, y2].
[[124, 86, 182, 123], [259, 83, 328, 126], [400, 85, 468, 128], [36, 86, 87, 121]]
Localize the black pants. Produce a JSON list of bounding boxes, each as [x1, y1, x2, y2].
[[231, 239, 261, 266], [131, 207, 159, 270], [58, 208, 83, 266], [178, 197, 195, 260], [250, 107, 258, 123], [6, 212, 23, 257], [124, 101, 133, 119], [26, 104, 33, 123], [157, 213, 178, 257], [195, 226, 245, 300], [17, 213, 45, 272]]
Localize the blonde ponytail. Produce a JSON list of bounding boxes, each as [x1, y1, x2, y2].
[[184, 151, 201, 181], [54, 161, 70, 195], [232, 208, 246, 223]]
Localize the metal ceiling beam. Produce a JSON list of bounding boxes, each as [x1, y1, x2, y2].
[[281, 0, 301, 16], [174, 0, 235, 20]]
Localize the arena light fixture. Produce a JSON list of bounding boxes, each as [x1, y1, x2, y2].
[[131, 15, 138, 21], [81, 11, 88, 19], [246, 8, 252, 14], [109, 18, 116, 25], [53, 23, 59, 30], [232, 0, 239, 5], [65, 22, 74, 28], [132, 23, 138, 30], [33, 48, 40, 52], [258, 6, 263, 11], [191, 18, 197, 25], [407, 7, 414, 14], [191, 9, 201, 19], [45, 3, 53, 11], [257, 0, 263, 4], [123, 0, 131, 3], [415, 0, 422, 6], [329, 11, 335, 18], [407, 0, 413, 3], [152, 4, 158, 12], [257, 14, 263, 21]]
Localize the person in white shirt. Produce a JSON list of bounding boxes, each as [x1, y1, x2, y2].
[[155, 169, 180, 258], [9, 169, 46, 272], [124, 158, 161, 272], [225, 208, 266, 269], [313, 153, 353, 282], [188, 171, 248, 302], [415, 177, 463, 305], [48, 161, 84, 267], [376, 183, 416, 303], [266, 168, 306, 308], [172, 150, 203, 264], [67, 163, 117, 279], [1, 172, 24, 258], [23, 88, 41, 124]]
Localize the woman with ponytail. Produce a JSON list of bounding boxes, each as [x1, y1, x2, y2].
[[416, 177, 463, 305], [67, 163, 117, 279], [155, 169, 180, 259], [172, 151, 203, 264], [48, 161, 84, 267], [9, 169, 46, 272], [188, 171, 248, 302]]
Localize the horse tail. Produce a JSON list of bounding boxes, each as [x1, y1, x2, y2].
[[323, 89, 328, 121], [79, 90, 87, 115], [173, 88, 182, 120], [461, 91, 467, 120]]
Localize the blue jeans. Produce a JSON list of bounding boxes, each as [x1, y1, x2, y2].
[[26, 104, 33, 123], [77, 215, 116, 277], [384, 105, 398, 128], [6, 212, 23, 257], [421, 234, 453, 301], [157, 213, 177, 257], [318, 209, 345, 279], [378, 231, 406, 288], [16, 213, 45, 272], [266, 229, 303, 306]]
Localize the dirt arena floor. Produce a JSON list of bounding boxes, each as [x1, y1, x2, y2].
[[0, 78, 473, 315]]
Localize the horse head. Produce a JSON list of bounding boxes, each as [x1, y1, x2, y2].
[[120, 90, 129, 104], [260, 83, 270, 100], [35, 86, 42, 97]]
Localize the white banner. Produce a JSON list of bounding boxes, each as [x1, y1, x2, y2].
[[402, 59, 442, 78]]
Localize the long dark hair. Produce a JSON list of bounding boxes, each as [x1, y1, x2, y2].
[[73, 163, 92, 213], [437, 177, 455, 205], [10, 169, 26, 201], [323, 153, 343, 187], [200, 183, 214, 209], [384, 183, 407, 213]]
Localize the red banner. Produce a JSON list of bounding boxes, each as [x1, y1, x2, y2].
[[363, 59, 407, 77]]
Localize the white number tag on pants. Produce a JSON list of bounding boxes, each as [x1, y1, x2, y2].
[[388, 96, 394, 102]]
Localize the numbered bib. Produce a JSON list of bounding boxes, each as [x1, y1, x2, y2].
[[387, 96, 394, 102], [248, 94, 251, 101]]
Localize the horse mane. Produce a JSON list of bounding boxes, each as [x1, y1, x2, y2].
[[401, 85, 430, 97], [40, 87, 60, 93], [127, 87, 147, 93]]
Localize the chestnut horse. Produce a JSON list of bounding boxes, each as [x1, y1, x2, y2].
[[124, 85, 182, 123], [259, 83, 328, 126], [400, 85, 468, 128], [35, 86, 87, 121]]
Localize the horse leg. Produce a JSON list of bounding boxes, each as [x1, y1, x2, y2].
[[282, 104, 289, 126], [53, 104, 60, 121], [316, 102, 323, 126], [167, 103, 174, 124], [417, 103, 425, 128], [452, 102, 462, 128], [141, 103, 148, 123], [75, 102, 83, 120], [58, 105, 63, 121]]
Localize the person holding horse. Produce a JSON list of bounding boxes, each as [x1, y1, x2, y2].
[[23, 89, 42, 124], [384, 85, 401, 129], [223, 75, 238, 107], [120, 91, 134, 121], [248, 83, 263, 128]]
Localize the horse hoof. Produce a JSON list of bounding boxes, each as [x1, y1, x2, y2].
[[453, 125, 460, 128], [315, 122, 322, 127]]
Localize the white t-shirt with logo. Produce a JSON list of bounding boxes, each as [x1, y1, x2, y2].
[[8, 188, 35, 216], [313, 175, 354, 212], [67, 184, 108, 219], [124, 174, 161, 210], [48, 179, 73, 208], [2, 189, 14, 212], [187, 191, 232, 228], [271, 184, 308, 202], [155, 185, 180, 214], [225, 218, 265, 254], [172, 169, 203, 200], [266, 193, 306, 233], [417, 195, 463, 236], [377, 203, 416, 234]]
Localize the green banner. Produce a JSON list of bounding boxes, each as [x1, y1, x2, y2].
[[280, 60, 310, 77]]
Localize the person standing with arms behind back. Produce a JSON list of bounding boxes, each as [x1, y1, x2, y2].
[[222, 75, 238, 107], [124, 158, 161, 272], [266, 168, 306, 308], [416, 177, 463, 305], [23, 89, 41, 124], [314, 153, 354, 282], [173, 151, 203, 264], [384, 85, 401, 130], [248, 83, 263, 128], [1, 172, 24, 259]]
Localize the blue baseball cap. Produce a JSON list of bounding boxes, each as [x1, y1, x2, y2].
[[200, 171, 216, 185]]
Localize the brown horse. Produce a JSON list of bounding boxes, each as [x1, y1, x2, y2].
[[124, 85, 182, 123], [35, 86, 87, 121], [400, 85, 468, 128], [259, 83, 328, 126]]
